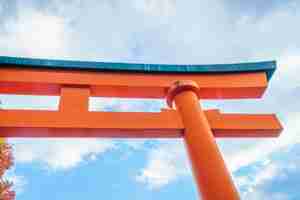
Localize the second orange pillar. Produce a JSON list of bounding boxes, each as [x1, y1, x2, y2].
[[167, 81, 240, 200]]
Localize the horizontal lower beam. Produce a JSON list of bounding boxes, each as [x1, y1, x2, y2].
[[211, 113, 283, 137], [0, 109, 282, 138], [0, 68, 267, 99]]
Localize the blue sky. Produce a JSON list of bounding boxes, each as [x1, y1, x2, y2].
[[0, 0, 300, 199]]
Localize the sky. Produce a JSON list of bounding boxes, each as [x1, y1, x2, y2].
[[0, 0, 299, 199]]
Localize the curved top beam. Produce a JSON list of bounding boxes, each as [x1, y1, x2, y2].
[[0, 56, 276, 81]]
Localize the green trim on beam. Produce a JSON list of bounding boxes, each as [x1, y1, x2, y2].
[[0, 56, 276, 81]]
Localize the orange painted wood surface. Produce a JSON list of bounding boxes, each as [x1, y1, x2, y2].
[[173, 90, 240, 199], [0, 67, 268, 99], [0, 109, 282, 138]]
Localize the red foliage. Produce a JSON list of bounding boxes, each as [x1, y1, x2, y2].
[[0, 143, 15, 200], [0, 144, 13, 177], [0, 180, 15, 200]]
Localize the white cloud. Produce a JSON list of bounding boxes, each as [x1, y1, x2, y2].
[[234, 144, 300, 199], [240, 162, 280, 192], [136, 140, 190, 189], [245, 191, 289, 200], [0, 0, 299, 64], [276, 51, 300, 88], [0, 8, 71, 58], [0, 95, 59, 110], [122, 139, 151, 150], [11, 138, 115, 170]]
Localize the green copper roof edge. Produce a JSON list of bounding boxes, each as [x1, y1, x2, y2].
[[0, 56, 276, 81]]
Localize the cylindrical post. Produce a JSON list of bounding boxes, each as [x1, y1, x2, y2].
[[167, 81, 240, 200]]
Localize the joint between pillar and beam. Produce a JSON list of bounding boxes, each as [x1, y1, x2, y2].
[[166, 80, 201, 108]]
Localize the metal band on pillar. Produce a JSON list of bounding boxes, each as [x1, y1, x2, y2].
[[166, 80, 240, 200]]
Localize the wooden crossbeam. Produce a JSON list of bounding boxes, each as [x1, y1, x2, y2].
[[0, 67, 267, 99], [0, 108, 282, 138], [0, 86, 282, 138]]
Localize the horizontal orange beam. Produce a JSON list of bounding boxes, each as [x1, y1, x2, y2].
[[0, 109, 282, 138], [0, 67, 267, 99]]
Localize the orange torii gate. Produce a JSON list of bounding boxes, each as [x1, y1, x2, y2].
[[0, 56, 282, 199]]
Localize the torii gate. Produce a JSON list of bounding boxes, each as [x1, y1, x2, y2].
[[0, 56, 282, 199]]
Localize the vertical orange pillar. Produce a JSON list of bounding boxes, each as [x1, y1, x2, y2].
[[167, 81, 240, 200]]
